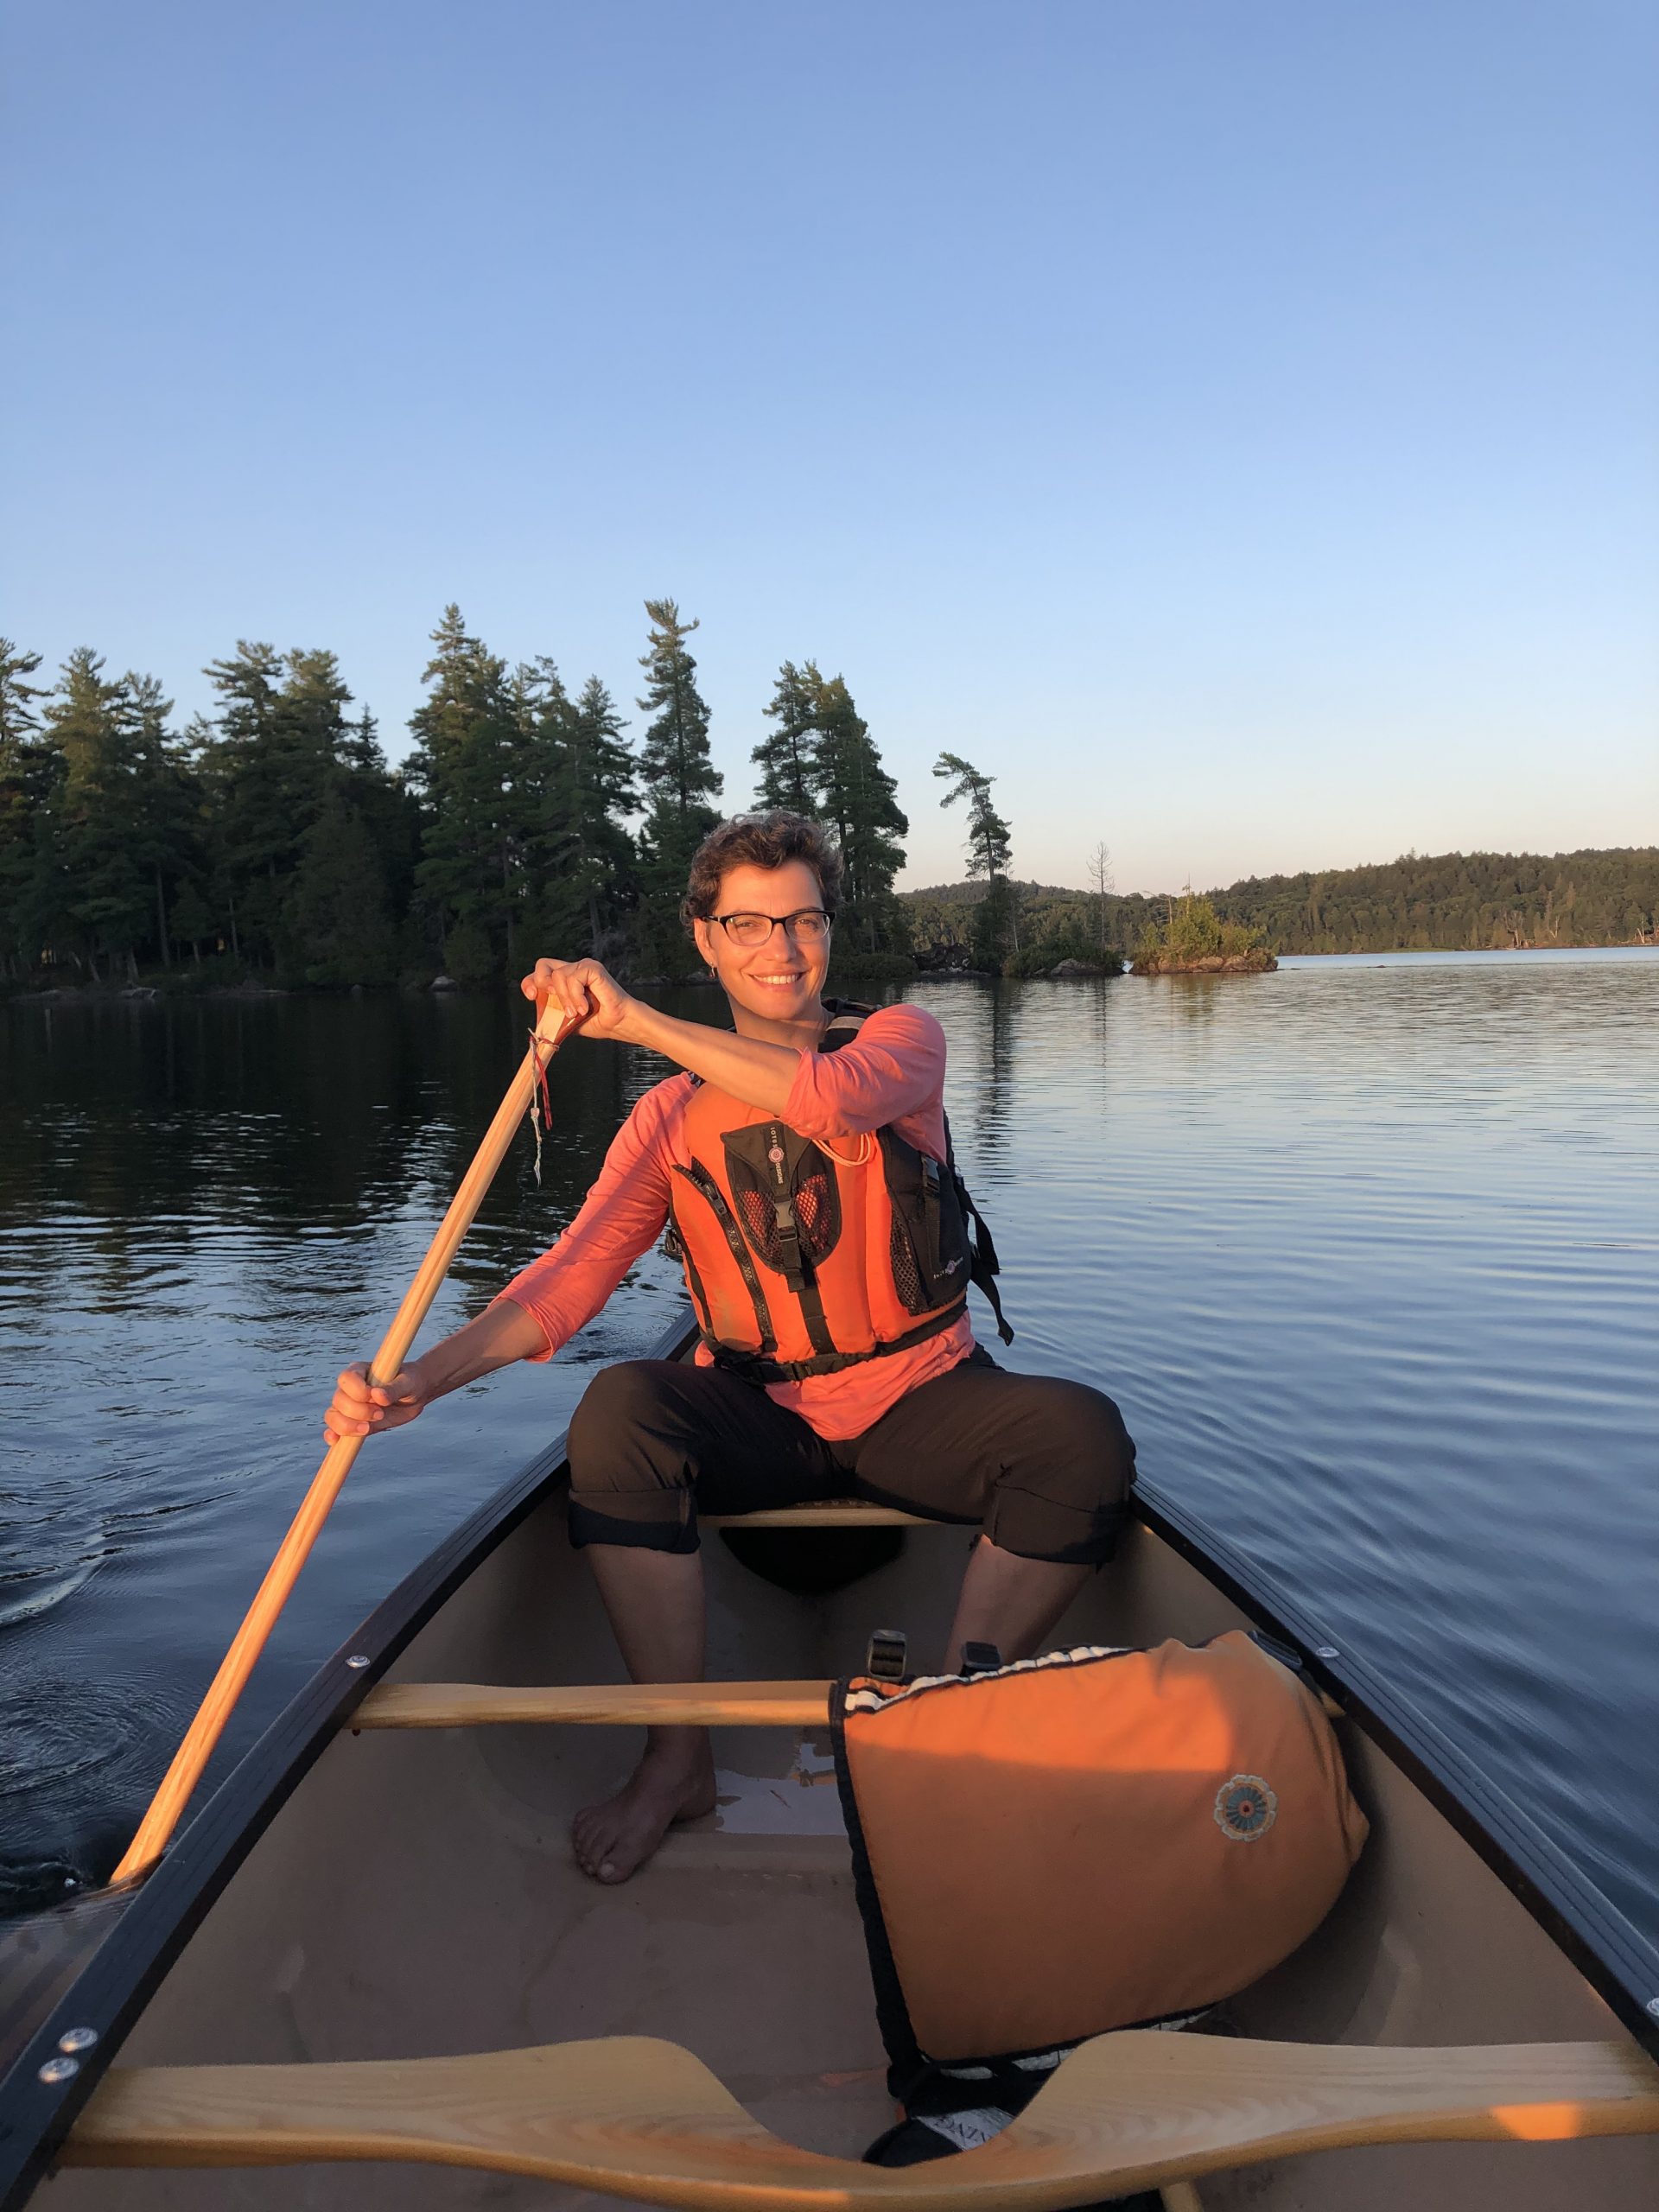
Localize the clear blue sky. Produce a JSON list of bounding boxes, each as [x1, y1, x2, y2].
[[4, 1, 1656, 893]]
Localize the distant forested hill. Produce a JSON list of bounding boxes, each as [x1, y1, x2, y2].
[[903, 849, 1657, 963], [1209, 848, 1657, 954]]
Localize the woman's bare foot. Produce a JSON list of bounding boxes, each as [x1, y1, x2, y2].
[[571, 1737, 716, 1884]]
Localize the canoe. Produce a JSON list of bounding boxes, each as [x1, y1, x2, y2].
[[3, 1309, 1656, 2211]]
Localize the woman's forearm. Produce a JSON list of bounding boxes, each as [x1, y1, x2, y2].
[[408, 1299, 549, 1402], [626, 1006, 804, 1113]]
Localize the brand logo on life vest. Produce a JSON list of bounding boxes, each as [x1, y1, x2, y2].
[[1214, 1774, 1278, 1841]]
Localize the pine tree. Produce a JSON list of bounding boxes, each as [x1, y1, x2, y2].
[[118, 672, 198, 969], [566, 675, 637, 949], [637, 599, 721, 820], [0, 639, 55, 977], [198, 642, 291, 964], [45, 650, 152, 977], [753, 661, 818, 813], [635, 600, 721, 973], [404, 606, 523, 969], [286, 783, 398, 986], [934, 750, 1018, 965], [805, 667, 907, 950], [511, 655, 581, 950]]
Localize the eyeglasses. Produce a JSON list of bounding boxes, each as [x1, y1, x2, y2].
[[712, 908, 835, 947]]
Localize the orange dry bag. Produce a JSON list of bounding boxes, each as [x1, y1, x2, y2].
[[832, 1631, 1368, 2158]]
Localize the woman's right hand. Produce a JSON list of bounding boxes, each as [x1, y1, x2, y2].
[[520, 957, 640, 1043], [323, 1362, 426, 1446]]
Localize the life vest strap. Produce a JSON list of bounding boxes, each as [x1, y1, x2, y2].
[[706, 1295, 968, 1383]]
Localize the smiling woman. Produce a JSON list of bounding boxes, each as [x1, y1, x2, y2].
[[320, 807, 1137, 1887]]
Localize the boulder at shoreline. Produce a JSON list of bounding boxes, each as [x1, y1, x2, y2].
[[1133, 949, 1278, 976]]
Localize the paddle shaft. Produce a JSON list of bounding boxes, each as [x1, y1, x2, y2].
[[111, 1001, 575, 1884]]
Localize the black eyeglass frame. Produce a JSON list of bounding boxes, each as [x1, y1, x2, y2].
[[709, 907, 836, 943]]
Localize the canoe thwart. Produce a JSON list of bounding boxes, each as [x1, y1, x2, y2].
[[703, 1498, 933, 1527], [63, 2029, 1659, 2207], [353, 1680, 833, 1729]]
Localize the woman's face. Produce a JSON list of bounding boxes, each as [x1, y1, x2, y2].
[[691, 858, 832, 1029]]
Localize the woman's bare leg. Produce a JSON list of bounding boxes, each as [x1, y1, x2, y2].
[[570, 1547, 715, 1884], [942, 1537, 1091, 1670]]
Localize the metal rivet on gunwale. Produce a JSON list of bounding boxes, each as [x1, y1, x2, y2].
[[346, 1654, 370, 1669], [1647, 1997, 1659, 2019], [1315, 1647, 1340, 1660], [58, 2027, 99, 2054], [38, 2056, 79, 2085]]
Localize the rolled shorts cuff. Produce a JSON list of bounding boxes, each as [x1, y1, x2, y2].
[[983, 1497, 1128, 1568], [567, 1497, 700, 1554]]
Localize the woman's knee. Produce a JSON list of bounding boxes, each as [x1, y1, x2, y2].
[[1040, 1378, 1137, 1506], [567, 1360, 685, 1490], [974, 1375, 1135, 1565]]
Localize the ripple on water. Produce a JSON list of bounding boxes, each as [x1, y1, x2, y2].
[[0, 1557, 100, 1630]]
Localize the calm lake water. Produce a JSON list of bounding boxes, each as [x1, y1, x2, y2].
[[3, 951, 1657, 1957]]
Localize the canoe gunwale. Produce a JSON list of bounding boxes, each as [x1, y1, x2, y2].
[[1135, 1478, 1659, 2064], [4, 1305, 1657, 2207]]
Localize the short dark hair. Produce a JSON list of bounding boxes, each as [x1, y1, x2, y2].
[[681, 810, 844, 934]]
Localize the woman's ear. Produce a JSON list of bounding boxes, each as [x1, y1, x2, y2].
[[691, 915, 715, 969]]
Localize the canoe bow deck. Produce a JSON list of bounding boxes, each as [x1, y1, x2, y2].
[[4, 1313, 1658, 2212]]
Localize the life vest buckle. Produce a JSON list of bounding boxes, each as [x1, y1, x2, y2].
[[866, 1628, 908, 1681]]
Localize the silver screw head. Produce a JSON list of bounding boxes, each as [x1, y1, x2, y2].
[[346, 1653, 370, 1670], [58, 2027, 99, 2054], [1315, 1646, 1340, 1660], [37, 2056, 79, 2084], [1646, 1997, 1659, 2019]]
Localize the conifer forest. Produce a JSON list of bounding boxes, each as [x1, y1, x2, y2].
[[1, 605, 1652, 991], [0, 604, 915, 990]]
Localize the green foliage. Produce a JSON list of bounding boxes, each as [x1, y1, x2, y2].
[[753, 661, 818, 813], [748, 658, 910, 955], [932, 751, 1019, 967], [1214, 849, 1659, 953], [0, 639, 54, 976], [826, 946, 918, 984], [404, 607, 525, 965], [934, 751, 1012, 880], [906, 849, 1659, 965], [22, 605, 1647, 1001], [1003, 921, 1125, 977], [1137, 894, 1267, 967], [637, 599, 720, 818], [283, 785, 398, 986]]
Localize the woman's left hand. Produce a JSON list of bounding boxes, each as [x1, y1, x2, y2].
[[520, 957, 641, 1043]]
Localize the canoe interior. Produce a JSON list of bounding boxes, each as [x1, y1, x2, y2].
[[17, 1473, 1656, 2212]]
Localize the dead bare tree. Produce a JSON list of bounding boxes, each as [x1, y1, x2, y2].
[[1088, 842, 1114, 951]]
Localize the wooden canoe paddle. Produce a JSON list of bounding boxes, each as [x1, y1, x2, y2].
[[111, 995, 581, 1885]]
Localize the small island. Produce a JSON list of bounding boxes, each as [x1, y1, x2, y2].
[[1133, 895, 1277, 976]]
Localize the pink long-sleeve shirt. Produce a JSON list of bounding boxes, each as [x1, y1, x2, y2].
[[501, 1003, 976, 1440]]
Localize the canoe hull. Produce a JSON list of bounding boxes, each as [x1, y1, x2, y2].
[[17, 1484, 1658, 2210]]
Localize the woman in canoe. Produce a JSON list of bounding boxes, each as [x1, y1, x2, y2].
[[323, 810, 1135, 1883]]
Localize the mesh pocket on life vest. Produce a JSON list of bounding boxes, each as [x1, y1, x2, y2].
[[732, 1171, 838, 1269], [889, 1216, 925, 1310], [722, 1127, 842, 1274]]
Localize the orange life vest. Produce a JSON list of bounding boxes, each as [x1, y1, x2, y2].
[[666, 1002, 1010, 1383]]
